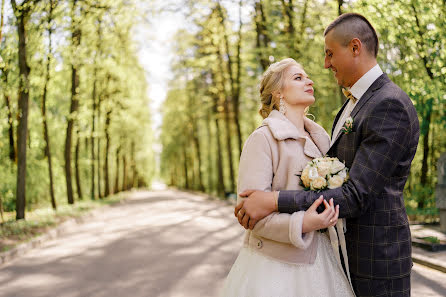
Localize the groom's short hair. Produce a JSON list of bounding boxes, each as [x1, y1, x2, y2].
[[324, 13, 379, 58]]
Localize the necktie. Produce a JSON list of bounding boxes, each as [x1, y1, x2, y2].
[[342, 88, 357, 104]]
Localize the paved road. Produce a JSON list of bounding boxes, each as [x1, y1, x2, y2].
[[0, 190, 445, 297]]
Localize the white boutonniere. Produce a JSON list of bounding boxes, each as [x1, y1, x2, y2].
[[342, 116, 353, 134]]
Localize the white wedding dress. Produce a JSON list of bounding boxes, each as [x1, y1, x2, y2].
[[221, 111, 355, 297], [221, 231, 355, 297]]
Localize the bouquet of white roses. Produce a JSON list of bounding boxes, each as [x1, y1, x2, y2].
[[299, 157, 349, 191]]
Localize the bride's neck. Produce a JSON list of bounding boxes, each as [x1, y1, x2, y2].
[[284, 106, 307, 134]]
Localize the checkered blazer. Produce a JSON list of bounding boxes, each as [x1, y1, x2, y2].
[[278, 74, 420, 279]]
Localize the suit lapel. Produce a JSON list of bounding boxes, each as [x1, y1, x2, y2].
[[350, 73, 389, 119], [331, 98, 350, 138], [330, 74, 390, 149]]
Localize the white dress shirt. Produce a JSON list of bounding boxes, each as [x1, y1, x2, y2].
[[330, 64, 383, 147]]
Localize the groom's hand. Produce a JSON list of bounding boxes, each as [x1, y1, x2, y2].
[[234, 190, 276, 230]]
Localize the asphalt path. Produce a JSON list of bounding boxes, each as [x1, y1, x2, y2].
[[0, 190, 445, 297]]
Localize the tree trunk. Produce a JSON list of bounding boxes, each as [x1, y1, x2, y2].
[[104, 109, 111, 196], [90, 102, 96, 200], [182, 147, 189, 189], [5, 92, 16, 162], [65, 0, 81, 205], [0, 0, 5, 41], [11, 0, 32, 220], [0, 193, 4, 224], [299, 0, 309, 37], [122, 154, 127, 191], [41, 0, 56, 210], [186, 80, 205, 192], [95, 18, 103, 198], [215, 45, 235, 194], [114, 145, 120, 193], [205, 109, 214, 193], [420, 111, 431, 187], [75, 128, 83, 200], [90, 76, 97, 200], [254, 0, 270, 71], [0, 35, 15, 163], [217, 1, 242, 158], [214, 116, 225, 196], [209, 71, 226, 196], [130, 141, 136, 189], [97, 97, 102, 198], [337, 0, 343, 15], [410, 2, 434, 208], [233, 0, 243, 157], [191, 121, 204, 191], [280, 0, 295, 54]]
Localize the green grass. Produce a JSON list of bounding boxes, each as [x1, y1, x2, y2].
[[421, 236, 441, 244], [0, 193, 127, 252]]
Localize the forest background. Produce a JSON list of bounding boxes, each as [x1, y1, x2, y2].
[[0, 0, 444, 226]]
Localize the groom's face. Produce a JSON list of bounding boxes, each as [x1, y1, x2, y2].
[[324, 30, 356, 88]]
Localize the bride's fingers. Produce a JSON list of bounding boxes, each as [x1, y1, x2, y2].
[[237, 210, 245, 225], [325, 201, 337, 224], [241, 213, 250, 229], [239, 189, 256, 197], [308, 196, 324, 212], [248, 218, 257, 230], [330, 205, 340, 226], [321, 199, 334, 217], [234, 200, 244, 217]]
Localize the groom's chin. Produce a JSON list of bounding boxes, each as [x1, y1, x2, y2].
[[335, 79, 346, 88]]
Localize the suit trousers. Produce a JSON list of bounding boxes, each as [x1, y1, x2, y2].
[[351, 274, 411, 297]]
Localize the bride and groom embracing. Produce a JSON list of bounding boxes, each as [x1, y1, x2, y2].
[[221, 13, 419, 297]]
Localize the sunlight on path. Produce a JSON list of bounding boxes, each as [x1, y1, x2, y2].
[[0, 190, 444, 297], [0, 190, 244, 297]]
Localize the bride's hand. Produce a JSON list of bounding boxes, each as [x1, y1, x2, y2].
[[302, 196, 339, 233]]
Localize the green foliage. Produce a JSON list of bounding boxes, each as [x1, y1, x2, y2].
[[421, 236, 440, 244], [0, 0, 155, 217]]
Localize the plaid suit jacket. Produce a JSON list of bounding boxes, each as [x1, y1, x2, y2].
[[278, 74, 420, 279]]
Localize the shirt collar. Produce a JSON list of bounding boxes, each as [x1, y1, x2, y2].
[[348, 64, 383, 101]]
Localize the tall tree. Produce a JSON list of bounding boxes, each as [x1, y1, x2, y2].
[[11, 0, 42, 219], [41, 0, 57, 210], [65, 0, 81, 205], [254, 0, 270, 71], [75, 128, 82, 199]]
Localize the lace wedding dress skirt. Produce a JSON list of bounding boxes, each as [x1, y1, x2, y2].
[[221, 232, 355, 297]]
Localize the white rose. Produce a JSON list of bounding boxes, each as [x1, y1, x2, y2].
[[313, 157, 323, 163], [317, 161, 331, 178], [308, 166, 319, 179], [330, 160, 345, 174], [301, 166, 311, 188], [337, 168, 348, 180], [328, 175, 344, 189], [311, 176, 327, 190]]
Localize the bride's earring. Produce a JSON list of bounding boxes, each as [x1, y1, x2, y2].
[[279, 96, 286, 114]]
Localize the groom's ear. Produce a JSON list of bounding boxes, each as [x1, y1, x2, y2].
[[350, 38, 362, 57]]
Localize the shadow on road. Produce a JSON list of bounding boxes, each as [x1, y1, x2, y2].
[[0, 190, 244, 297]]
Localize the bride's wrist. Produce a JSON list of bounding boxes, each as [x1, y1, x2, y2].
[[273, 191, 279, 211]]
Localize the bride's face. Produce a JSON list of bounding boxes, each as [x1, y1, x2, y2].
[[279, 65, 315, 108]]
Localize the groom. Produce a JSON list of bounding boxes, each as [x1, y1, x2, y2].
[[235, 13, 419, 297]]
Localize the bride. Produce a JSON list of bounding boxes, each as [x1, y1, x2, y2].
[[221, 58, 355, 297]]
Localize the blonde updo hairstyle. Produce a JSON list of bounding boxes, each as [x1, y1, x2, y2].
[[259, 58, 306, 119]]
